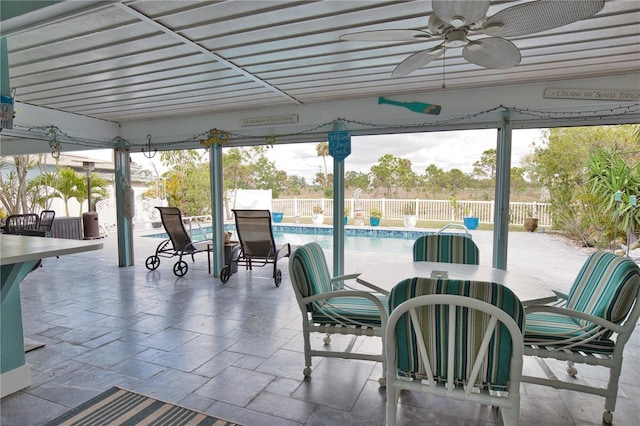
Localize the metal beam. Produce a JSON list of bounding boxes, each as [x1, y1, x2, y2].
[[115, 3, 301, 105]]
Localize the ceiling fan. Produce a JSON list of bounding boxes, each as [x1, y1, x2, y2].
[[339, 0, 605, 77]]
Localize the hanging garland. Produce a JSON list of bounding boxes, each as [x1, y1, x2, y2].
[[14, 103, 640, 157], [199, 128, 230, 147]]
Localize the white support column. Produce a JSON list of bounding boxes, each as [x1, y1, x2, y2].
[[210, 144, 225, 277], [492, 111, 512, 270]]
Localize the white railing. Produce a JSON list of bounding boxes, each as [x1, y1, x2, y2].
[[271, 198, 552, 227]]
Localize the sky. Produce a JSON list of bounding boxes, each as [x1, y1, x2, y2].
[[80, 128, 545, 182], [263, 128, 544, 182]]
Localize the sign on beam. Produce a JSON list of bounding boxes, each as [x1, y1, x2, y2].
[[1, 95, 13, 130], [544, 88, 640, 102], [328, 130, 351, 161]]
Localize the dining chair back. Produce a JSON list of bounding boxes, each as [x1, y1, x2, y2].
[[522, 251, 640, 424], [37, 210, 56, 236], [386, 277, 524, 426], [3, 213, 40, 235], [288, 242, 387, 385], [412, 234, 479, 264]]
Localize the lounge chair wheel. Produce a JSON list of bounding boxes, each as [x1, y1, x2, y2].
[[173, 260, 188, 276], [378, 377, 386, 387], [603, 410, 612, 424], [274, 269, 282, 287], [303, 367, 312, 377], [566, 366, 578, 376], [323, 335, 331, 345], [145, 255, 160, 270], [220, 266, 231, 283]]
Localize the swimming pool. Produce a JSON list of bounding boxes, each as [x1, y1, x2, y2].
[[143, 224, 438, 254]]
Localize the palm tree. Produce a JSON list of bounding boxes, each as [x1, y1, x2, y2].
[[316, 142, 329, 188], [52, 167, 85, 216]]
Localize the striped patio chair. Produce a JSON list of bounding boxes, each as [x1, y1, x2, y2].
[[288, 242, 388, 385], [386, 277, 524, 426], [522, 251, 640, 425], [412, 234, 479, 264]]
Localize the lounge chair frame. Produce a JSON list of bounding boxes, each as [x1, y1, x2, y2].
[[145, 206, 211, 277], [231, 209, 291, 287]]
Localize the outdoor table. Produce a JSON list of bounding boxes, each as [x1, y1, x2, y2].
[[1, 234, 103, 397], [356, 261, 556, 307]]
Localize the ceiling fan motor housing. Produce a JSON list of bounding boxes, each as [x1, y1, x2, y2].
[[444, 29, 468, 47]]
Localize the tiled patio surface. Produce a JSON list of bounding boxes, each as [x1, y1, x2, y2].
[[1, 229, 639, 425]]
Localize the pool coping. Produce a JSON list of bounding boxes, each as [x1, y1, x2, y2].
[[142, 222, 469, 241]]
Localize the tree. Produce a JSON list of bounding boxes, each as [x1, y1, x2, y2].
[[75, 172, 109, 213], [370, 154, 416, 198], [442, 168, 467, 197], [49, 167, 85, 216], [316, 142, 329, 189], [160, 149, 206, 214], [0, 156, 39, 214], [345, 171, 370, 192], [423, 164, 446, 198], [525, 125, 639, 241], [472, 148, 497, 199]]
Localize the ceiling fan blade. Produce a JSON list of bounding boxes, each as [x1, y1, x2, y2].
[[462, 37, 521, 69], [392, 45, 444, 77], [483, 0, 605, 37], [339, 29, 432, 42], [433, 0, 490, 28]]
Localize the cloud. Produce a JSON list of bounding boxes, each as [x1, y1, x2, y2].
[[266, 129, 543, 182]]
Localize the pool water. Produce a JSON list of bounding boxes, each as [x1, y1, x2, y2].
[[143, 224, 437, 254]]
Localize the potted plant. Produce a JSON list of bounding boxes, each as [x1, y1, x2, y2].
[[462, 207, 479, 230], [344, 207, 350, 225], [312, 205, 324, 225], [369, 207, 382, 226], [523, 207, 538, 232], [402, 202, 417, 228]]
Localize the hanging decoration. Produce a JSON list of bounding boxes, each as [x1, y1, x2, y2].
[[199, 128, 230, 147], [264, 134, 277, 147], [47, 127, 60, 158], [11, 102, 640, 154], [141, 134, 157, 158], [378, 97, 442, 115]]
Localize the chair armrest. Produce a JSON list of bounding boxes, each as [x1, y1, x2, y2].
[[331, 273, 360, 283], [301, 289, 389, 319], [552, 290, 569, 301], [331, 274, 389, 295], [525, 305, 624, 335]]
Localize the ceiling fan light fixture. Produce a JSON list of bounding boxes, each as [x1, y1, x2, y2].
[[449, 16, 465, 28], [484, 22, 504, 35]]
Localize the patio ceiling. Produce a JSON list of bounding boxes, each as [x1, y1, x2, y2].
[[2, 0, 639, 126]]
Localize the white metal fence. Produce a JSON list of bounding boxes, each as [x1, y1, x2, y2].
[[271, 198, 552, 227]]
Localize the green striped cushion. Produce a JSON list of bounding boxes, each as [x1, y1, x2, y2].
[[412, 234, 479, 264], [524, 311, 615, 353], [567, 251, 640, 331], [388, 278, 524, 391], [311, 295, 386, 326], [290, 242, 334, 303]]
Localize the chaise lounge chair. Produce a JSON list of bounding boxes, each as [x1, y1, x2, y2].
[[145, 206, 212, 277], [231, 209, 291, 287]]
